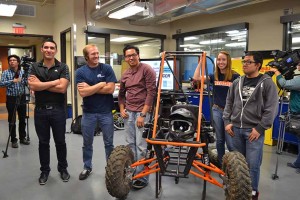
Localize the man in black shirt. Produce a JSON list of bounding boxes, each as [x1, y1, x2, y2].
[[28, 39, 70, 185]]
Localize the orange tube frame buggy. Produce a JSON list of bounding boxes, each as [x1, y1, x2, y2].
[[129, 51, 225, 198]]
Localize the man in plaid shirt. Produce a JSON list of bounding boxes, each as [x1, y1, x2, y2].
[[0, 55, 30, 148]]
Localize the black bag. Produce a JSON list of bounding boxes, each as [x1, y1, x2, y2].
[[70, 115, 102, 135], [71, 115, 82, 134], [285, 114, 300, 136]]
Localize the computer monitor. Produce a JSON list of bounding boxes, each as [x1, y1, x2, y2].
[[141, 59, 176, 90]]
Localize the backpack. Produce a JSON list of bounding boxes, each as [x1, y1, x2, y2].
[[70, 115, 102, 136], [71, 115, 82, 134]]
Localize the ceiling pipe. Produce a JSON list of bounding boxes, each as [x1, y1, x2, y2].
[[129, 0, 270, 26]]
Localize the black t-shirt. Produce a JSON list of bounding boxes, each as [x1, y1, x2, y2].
[[242, 74, 263, 105], [30, 59, 70, 106]]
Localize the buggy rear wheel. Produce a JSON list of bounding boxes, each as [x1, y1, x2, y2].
[[222, 151, 252, 200], [105, 145, 134, 199]]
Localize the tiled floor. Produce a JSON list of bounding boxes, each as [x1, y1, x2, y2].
[[0, 116, 299, 200]]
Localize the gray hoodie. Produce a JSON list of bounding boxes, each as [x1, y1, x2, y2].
[[223, 74, 279, 134]]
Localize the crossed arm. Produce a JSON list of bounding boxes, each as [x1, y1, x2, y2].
[[77, 81, 115, 98], [28, 75, 69, 93]]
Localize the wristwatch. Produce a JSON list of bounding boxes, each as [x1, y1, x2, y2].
[[139, 113, 146, 118]]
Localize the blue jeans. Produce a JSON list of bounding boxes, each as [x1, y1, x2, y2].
[[232, 127, 264, 192], [212, 107, 234, 164], [34, 107, 68, 173], [293, 135, 300, 167], [124, 111, 149, 183], [81, 112, 114, 170]]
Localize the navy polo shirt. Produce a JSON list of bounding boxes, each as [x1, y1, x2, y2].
[[75, 63, 117, 114]]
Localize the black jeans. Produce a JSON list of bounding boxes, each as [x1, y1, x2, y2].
[[6, 95, 26, 143], [34, 106, 68, 173]]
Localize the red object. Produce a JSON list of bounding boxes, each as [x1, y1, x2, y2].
[[13, 27, 25, 34]]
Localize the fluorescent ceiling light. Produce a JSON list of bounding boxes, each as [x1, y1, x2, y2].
[[199, 39, 225, 45], [180, 44, 201, 48], [231, 35, 246, 40], [292, 37, 300, 43], [225, 30, 239, 34], [291, 24, 300, 29], [108, 2, 144, 19], [0, 3, 17, 17], [225, 42, 246, 47], [227, 31, 247, 37], [184, 36, 198, 41], [238, 38, 246, 42], [110, 37, 137, 42], [190, 48, 201, 52], [139, 44, 150, 47]]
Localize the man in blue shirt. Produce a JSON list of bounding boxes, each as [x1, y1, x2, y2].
[[0, 55, 30, 148], [76, 44, 117, 180]]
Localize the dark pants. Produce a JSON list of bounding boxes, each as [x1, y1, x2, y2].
[[34, 106, 68, 173], [6, 95, 27, 143]]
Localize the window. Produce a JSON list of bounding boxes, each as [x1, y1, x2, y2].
[[281, 13, 300, 51], [173, 23, 249, 81], [182, 29, 247, 58], [86, 27, 166, 81], [291, 20, 300, 50]]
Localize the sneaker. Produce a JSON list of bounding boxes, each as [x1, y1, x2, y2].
[[287, 162, 300, 169], [252, 191, 259, 200], [60, 170, 70, 182], [20, 139, 30, 145], [12, 142, 18, 148], [39, 172, 49, 185], [79, 169, 92, 180], [132, 180, 148, 189]]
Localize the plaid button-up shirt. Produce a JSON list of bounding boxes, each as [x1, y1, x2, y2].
[[0, 68, 26, 96]]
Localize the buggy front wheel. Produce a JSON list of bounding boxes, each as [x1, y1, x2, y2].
[[222, 151, 252, 200], [105, 145, 134, 199]]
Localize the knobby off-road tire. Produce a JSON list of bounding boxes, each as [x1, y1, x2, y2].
[[208, 147, 219, 167], [208, 147, 229, 168], [105, 145, 134, 199], [222, 151, 252, 200]]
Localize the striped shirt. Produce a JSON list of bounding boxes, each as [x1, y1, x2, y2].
[[0, 68, 26, 96]]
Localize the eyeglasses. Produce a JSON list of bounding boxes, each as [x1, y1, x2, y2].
[[241, 60, 256, 65], [124, 53, 138, 59], [9, 59, 18, 62]]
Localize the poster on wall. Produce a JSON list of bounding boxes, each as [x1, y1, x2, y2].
[[141, 59, 174, 90]]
